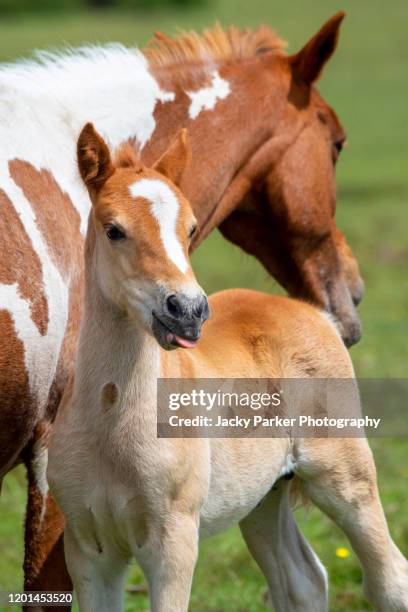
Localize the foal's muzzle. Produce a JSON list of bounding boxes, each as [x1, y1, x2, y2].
[[152, 292, 210, 350]]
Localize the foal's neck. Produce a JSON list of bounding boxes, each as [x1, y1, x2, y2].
[[74, 226, 159, 420]]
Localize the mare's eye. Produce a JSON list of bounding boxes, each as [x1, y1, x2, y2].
[[189, 224, 198, 240], [332, 139, 345, 163], [105, 225, 126, 242]]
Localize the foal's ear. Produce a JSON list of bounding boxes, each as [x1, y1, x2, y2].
[[289, 12, 345, 85], [153, 129, 191, 187], [77, 123, 114, 193]]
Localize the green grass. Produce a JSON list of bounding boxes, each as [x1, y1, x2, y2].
[[0, 1, 407, 610]]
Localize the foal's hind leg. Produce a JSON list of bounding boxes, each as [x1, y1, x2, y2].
[[240, 477, 328, 612], [297, 437, 408, 612]]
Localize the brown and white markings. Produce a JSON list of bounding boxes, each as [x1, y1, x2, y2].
[[47, 125, 408, 612], [0, 13, 362, 597]]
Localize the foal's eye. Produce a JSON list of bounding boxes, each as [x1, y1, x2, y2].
[[189, 224, 198, 240], [105, 225, 126, 242]]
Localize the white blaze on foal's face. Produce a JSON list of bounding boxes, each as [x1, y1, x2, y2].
[[128, 178, 188, 274], [77, 123, 209, 350]]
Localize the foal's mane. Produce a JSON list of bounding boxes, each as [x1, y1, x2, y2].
[[144, 23, 287, 68], [114, 141, 143, 170]]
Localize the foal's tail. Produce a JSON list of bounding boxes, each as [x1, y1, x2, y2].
[[289, 474, 312, 510]]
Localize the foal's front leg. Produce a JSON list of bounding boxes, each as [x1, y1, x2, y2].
[[136, 512, 199, 612], [64, 527, 129, 612]]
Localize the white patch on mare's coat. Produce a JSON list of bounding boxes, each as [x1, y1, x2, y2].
[[0, 45, 175, 409], [0, 171, 69, 414], [0, 45, 175, 232], [186, 70, 230, 119], [129, 179, 188, 274]]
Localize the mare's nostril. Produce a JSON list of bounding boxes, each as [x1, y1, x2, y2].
[[352, 286, 364, 307], [166, 294, 183, 319]]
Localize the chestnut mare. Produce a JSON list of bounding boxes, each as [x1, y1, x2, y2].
[[0, 12, 362, 598], [48, 124, 408, 612]]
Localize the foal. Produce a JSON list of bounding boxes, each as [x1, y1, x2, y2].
[[48, 124, 408, 612]]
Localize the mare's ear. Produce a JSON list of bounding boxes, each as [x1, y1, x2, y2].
[[289, 12, 345, 85], [77, 123, 114, 194], [153, 128, 191, 187]]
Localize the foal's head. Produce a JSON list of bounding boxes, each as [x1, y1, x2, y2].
[[78, 123, 209, 350]]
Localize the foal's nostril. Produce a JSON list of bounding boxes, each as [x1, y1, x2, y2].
[[166, 294, 184, 319], [166, 294, 209, 322], [194, 296, 210, 320]]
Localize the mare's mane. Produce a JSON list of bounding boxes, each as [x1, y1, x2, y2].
[[0, 24, 286, 99], [144, 23, 286, 68]]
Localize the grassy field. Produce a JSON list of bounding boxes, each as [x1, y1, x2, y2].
[[0, 0, 407, 610]]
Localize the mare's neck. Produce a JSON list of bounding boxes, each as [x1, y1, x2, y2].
[[143, 60, 284, 230]]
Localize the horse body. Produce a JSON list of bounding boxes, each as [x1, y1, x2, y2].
[[49, 292, 298, 540], [48, 278, 340, 612], [0, 48, 186, 591], [48, 126, 408, 612], [0, 46, 181, 471], [0, 40, 272, 480], [0, 15, 365, 594]]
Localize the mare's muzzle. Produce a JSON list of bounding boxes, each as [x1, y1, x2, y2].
[[326, 279, 362, 347]]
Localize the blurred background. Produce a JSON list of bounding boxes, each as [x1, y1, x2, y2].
[[0, 0, 407, 610]]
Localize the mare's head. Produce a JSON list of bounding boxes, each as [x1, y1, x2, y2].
[[213, 14, 363, 345], [78, 123, 209, 350], [267, 13, 362, 345]]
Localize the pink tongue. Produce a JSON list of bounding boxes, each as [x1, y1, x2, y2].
[[166, 333, 197, 349]]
